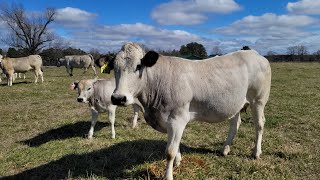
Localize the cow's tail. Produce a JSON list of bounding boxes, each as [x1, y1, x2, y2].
[[88, 54, 95, 67]]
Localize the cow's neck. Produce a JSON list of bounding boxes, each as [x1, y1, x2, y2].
[[140, 60, 171, 110]]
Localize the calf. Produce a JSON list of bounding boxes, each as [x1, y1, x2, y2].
[[0, 55, 43, 86], [72, 78, 141, 139]]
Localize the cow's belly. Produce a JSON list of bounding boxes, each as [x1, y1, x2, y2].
[[13, 63, 32, 73], [189, 99, 246, 123], [144, 107, 168, 133]]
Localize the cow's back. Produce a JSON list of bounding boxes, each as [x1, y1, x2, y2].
[[67, 55, 92, 68], [11, 55, 42, 72], [145, 50, 270, 121]]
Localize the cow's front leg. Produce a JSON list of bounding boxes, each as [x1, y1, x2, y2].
[[223, 112, 241, 156], [165, 107, 189, 180], [108, 105, 117, 139], [7, 74, 13, 86], [132, 104, 139, 128], [88, 108, 99, 139], [174, 147, 182, 167]]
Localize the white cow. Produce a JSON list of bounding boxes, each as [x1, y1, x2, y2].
[[58, 54, 97, 76], [0, 55, 43, 86], [71, 78, 142, 139], [110, 43, 271, 180]]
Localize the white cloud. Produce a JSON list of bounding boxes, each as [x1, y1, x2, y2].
[[56, 7, 97, 28], [151, 0, 241, 25], [214, 13, 316, 38], [68, 23, 203, 52], [287, 0, 320, 15]]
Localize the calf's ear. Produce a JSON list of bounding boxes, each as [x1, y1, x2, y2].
[[142, 51, 159, 67], [70, 81, 79, 90]]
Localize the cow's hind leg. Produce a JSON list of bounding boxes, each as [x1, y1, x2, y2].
[[91, 65, 97, 76], [88, 108, 99, 139], [223, 112, 241, 156], [108, 105, 116, 139], [251, 101, 266, 159], [83, 67, 88, 74], [39, 70, 44, 83], [34, 70, 39, 83]]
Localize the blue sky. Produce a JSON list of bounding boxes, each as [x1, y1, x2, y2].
[[1, 0, 320, 55]]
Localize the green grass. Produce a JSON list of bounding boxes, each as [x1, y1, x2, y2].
[[0, 63, 319, 179]]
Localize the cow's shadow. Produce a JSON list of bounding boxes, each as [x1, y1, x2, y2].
[[0, 81, 32, 86], [20, 121, 108, 147], [3, 140, 220, 180]]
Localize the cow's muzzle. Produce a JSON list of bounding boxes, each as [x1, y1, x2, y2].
[[111, 94, 127, 106], [77, 97, 84, 102]]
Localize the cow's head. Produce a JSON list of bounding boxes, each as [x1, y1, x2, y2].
[[57, 57, 65, 67], [71, 78, 97, 103], [95, 55, 116, 74], [111, 42, 159, 106]]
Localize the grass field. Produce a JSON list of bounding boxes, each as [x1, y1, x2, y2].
[[0, 63, 319, 179]]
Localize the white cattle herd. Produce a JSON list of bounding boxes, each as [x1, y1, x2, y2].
[[0, 42, 272, 179]]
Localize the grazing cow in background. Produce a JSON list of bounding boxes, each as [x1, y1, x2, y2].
[[110, 43, 271, 180], [57, 54, 96, 76], [0, 55, 44, 86], [71, 78, 142, 139]]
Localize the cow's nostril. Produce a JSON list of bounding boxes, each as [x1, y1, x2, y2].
[[121, 96, 127, 103], [77, 98, 83, 102], [111, 94, 126, 105]]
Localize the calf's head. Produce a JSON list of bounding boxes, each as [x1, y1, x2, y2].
[[71, 78, 97, 103], [110, 42, 159, 106]]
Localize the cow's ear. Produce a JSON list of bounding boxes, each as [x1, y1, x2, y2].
[[142, 51, 159, 67]]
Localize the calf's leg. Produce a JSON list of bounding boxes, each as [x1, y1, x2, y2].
[[88, 108, 99, 139], [108, 105, 116, 139]]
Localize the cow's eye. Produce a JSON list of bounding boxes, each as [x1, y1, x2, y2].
[[136, 64, 141, 72], [87, 87, 91, 91]]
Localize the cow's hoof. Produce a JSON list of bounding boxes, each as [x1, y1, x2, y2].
[[222, 145, 230, 156]]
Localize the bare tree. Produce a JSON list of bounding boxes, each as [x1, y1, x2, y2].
[[267, 51, 276, 56], [212, 46, 222, 56], [89, 48, 101, 60], [287, 46, 297, 56], [48, 36, 70, 49], [0, 3, 56, 54], [297, 45, 308, 56]]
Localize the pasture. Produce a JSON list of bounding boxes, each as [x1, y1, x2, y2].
[[0, 63, 319, 179]]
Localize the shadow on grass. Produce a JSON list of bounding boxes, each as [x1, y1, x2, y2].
[[3, 140, 220, 180], [0, 81, 32, 86], [20, 121, 108, 147]]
